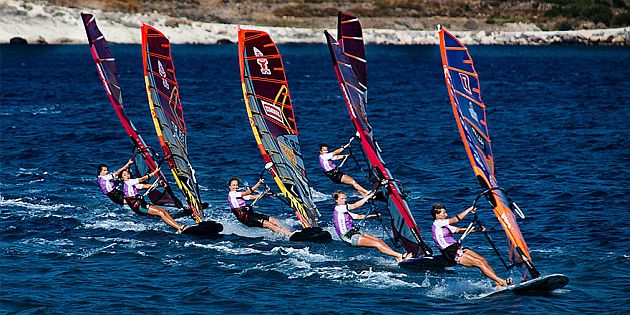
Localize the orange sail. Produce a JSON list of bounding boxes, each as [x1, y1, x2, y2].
[[439, 26, 540, 281]]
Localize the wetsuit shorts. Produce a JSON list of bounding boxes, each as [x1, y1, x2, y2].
[[341, 227, 362, 247], [231, 206, 270, 228], [106, 189, 125, 206], [324, 168, 345, 184], [125, 197, 150, 216], [440, 243, 469, 264]]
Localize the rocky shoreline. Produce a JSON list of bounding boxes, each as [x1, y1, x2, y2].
[[1, 0, 628, 45]]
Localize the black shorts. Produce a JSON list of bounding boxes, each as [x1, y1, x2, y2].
[[125, 197, 150, 216], [324, 168, 345, 184], [106, 189, 125, 205], [440, 243, 469, 264], [231, 206, 270, 228]]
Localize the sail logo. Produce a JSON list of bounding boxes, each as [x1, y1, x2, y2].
[[501, 213, 512, 230], [253, 47, 271, 75], [459, 73, 472, 95], [278, 139, 298, 166], [158, 60, 170, 90], [261, 100, 283, 124], [468, 102, 479, 122]]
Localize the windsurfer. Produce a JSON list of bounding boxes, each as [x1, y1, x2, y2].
[[227, 177, 293, 237], [319, 143, 369, 196], [431, 204, 513, 287], [97, 160, 133, 205], [333, 190, 411, 262], [121, 167, 185, 233]]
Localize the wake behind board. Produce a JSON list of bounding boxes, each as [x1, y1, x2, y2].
[[398, 255, 457, 270], [181, 220, 223, 238], [482, 274, 569, 298], [289, 227, 332, 243]]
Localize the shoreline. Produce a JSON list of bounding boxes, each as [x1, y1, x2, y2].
[[1, 0, 628, 45]]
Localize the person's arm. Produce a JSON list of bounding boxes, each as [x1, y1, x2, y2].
[[448, 206, 477, 225], [331, 140, 352, 156], [332, 154, 349, 161], [137, 168, 160, 184], [113, 159, 133, 178], [348, 191, 376, 210], [453, 226, 485, 234], [242, 179, 264, 196]]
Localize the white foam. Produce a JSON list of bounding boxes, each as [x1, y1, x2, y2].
[[83, 219, 155, 232], [0, 197, 77, 212]]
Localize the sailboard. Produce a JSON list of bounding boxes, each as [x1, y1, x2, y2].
[[325, 12, 436, 263], [238, 28, 331, 243], [81, 12, 183, 209], [480, 274, 569, 297], [142, 24, 219, 233], [438, 25, 567, 287]]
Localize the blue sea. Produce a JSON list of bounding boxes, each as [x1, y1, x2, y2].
[[1, 42, 629, 314]]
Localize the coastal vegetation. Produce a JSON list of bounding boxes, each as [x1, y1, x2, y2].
[[50, 0, 630, 30]]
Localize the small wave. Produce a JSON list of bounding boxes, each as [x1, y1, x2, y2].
[[78, 242, 117, 259], [81, 236, 157, 249], [0, 197, 77, 212], [83, 219, 154, 232], [186, 240, 266, 255], [426, 277, 495, 299], [311, 188, 330, 202]]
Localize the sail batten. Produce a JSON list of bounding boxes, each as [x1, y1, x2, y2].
[[81, 12, 183, 209]]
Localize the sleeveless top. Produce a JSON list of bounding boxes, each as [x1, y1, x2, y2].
[[333, 204, 360, 236], [122, 178, 143, 198], [319, 153, 337, 172], [227, 191, 248, 209], [431, 219, 457, 250], [97, 174, 117, 194]]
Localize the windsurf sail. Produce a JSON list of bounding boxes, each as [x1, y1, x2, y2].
[[325, 11, 433, 258], [81, 12, 183, 209], [438, 25, 540, 281], [238, 28, 320, 228], [142, 24, 203, 223]]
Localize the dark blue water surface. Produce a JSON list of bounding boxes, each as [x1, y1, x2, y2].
[[1, 43, 629, 314]]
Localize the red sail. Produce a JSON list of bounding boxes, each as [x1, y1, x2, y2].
[[325, 12, 432, 257]]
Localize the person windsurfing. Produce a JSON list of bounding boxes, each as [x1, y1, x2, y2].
[[97, 159, 133, 205], [430, 203, 513, 287], [333, 190, 411, 262], [121, 166, 187, 233], [319, 142, 370, 197], [227, 177, 293, 237]]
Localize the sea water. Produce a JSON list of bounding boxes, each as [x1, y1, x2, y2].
[[1, 43, 629, 313]]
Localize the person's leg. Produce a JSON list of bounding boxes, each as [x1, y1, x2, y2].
[[357, 233, 403, 262], [340, 174, 369, 196], [147, 205, 181, 231], [458, 249, 507, 286], [262, 218, 292, 237]]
